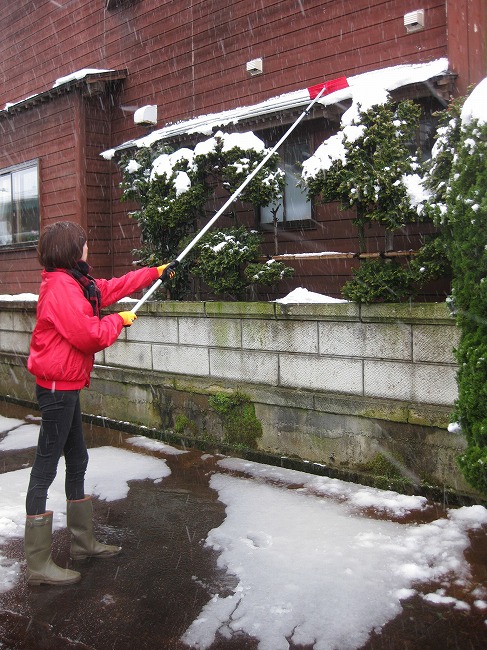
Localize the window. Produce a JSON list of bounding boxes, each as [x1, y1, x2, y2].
[[106, 0, 138, 9], [0, 160, 39, 247], [261, 135, 312, 227]]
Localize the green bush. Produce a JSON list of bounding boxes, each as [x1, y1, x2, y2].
[[442, 88, 487, 495], [117, 132, 287, 299], [457, 447, 487, 495], [341, 258, 416, 303], [193, 226, 293, 299]]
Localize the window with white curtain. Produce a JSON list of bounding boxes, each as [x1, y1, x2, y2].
[[261, 135, 312, 226]]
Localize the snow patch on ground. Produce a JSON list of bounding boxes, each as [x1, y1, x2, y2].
[[126, 435, 188, 455], [1, 417, 486, 647], [182, 472, 487, 650]]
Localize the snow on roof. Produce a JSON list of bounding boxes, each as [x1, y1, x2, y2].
[[52, 68, 114, 88], [2, 68, 116, 112], [101, 58, 450, 160]]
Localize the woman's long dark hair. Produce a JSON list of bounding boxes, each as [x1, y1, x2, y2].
[[37, 221, 87, 270]]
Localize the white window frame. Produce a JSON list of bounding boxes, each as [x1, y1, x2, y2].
[[0, 159, 40, 248], [261, 134, 312, 227]]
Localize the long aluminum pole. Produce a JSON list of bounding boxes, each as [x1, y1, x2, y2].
[[131, 81, 332, 313]]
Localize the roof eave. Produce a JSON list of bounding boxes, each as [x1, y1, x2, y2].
[[0, 70, 128, 118], [106, 70, 456, 158]]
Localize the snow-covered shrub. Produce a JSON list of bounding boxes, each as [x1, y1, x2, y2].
[[118, 131, 287, 299], [244, 258, 294, 287], [302, 98, 428, 302], [303, 99, 423, 236], [192, 226, 293, 299], [421, 95, 464, 228]]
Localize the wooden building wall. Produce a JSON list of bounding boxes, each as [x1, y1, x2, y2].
[[0, 0, 485, 296], [0, 94, 79, 294], [0, 0, 453, 124]]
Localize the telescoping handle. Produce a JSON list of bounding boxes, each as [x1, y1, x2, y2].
[[130, 76, 348, 314]]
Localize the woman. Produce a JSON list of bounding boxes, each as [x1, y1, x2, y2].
[[25, 220, 174, 586]]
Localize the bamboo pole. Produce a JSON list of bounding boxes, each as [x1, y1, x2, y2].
[[261, 250, 417, 261]]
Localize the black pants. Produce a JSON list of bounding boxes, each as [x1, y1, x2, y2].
[[26, 386, 88, 515]]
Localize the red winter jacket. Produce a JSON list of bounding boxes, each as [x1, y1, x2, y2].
[[28, 266, 160, 391]]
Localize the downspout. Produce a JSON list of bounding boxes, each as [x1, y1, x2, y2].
[[73, 90, 88, 233], [108, 96, 115, 278], [191, 0, 195, 115]]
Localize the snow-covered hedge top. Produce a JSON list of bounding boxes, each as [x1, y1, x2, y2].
[[460, 77, 487, 126], [124, 130, 274, 198]]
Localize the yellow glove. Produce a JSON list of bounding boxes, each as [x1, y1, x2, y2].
[[118, 311, 137, 327], [157, 261, 178, 280]]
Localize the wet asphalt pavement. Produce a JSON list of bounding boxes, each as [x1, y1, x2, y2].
[[0, 399, 487, 650], [0, 400, 243, 650]]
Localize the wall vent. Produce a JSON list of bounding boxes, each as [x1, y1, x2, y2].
[[404, 9, 425, 33], [246, 58, 263, 76]]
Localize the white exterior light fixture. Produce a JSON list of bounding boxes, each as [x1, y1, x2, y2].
[[404, 9, 425, 33], [246, 58, 263, 76], [134, 104, 158, 126]]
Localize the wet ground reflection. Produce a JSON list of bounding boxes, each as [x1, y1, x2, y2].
[[0, 400, 486, 649]]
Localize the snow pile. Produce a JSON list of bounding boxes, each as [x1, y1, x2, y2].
[[149, 148, 195, 180], [448, 421, 463, 434], [301, 132, 348, 179], [217, 457, 428, 516], [0, 422, 40, 451], [0, 293, 38, 301], [402, 173, 432, 213], [126, 435, 188, 456], [275, 287, 349, 304]]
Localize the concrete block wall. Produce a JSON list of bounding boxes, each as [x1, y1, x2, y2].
[[97, 300, 459, 411], [0, 299, 469, 493]]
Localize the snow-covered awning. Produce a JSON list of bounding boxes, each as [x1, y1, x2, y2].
[[0, 68, 128, 116], [102, 58, 454, 160]]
